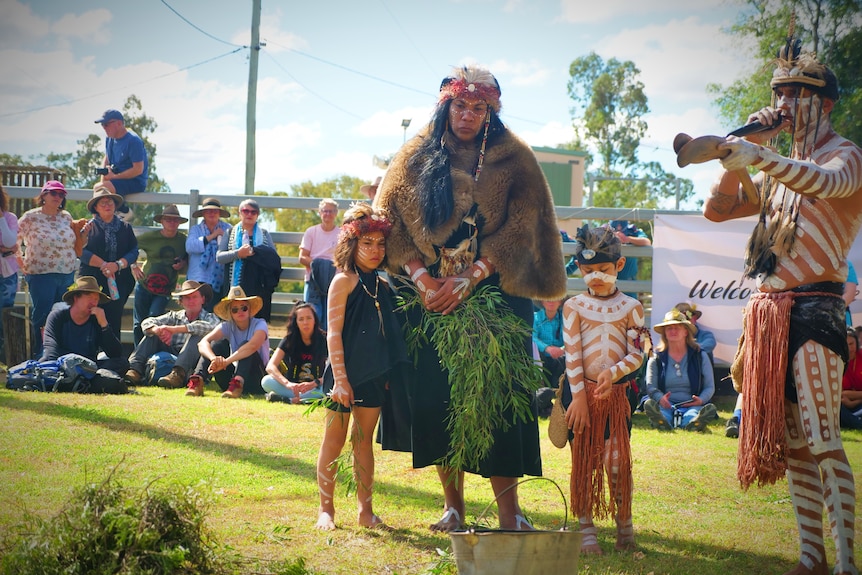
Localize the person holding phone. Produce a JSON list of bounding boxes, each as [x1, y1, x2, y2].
[[642, 309, 717, 431]]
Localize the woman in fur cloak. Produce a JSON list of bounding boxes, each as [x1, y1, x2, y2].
[[374, 65, 567, 532]]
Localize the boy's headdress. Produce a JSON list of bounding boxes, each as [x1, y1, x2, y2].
[[573, 224, 621, 265]]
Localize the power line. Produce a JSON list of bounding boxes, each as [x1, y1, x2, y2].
[[267, 40, 433, 98], [378, 0, 436, 75], [0, 48, 243, 120], [262, 52, 363, 120], [159, 0, 245, 48]]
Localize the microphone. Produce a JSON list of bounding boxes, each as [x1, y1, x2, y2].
[[727, 114, 784, 137]]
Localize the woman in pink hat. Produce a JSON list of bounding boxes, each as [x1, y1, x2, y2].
[[17, 180, 87, 357]]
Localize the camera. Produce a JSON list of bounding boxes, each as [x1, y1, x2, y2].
[[94, 167, 109, 176]]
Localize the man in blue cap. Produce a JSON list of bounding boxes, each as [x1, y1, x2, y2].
[[94, 109, 148, 222]]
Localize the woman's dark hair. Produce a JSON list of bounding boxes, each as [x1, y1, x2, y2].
[[284, 301, 325, 353], [34, 188, 67, 210], [409, 99, 506, 230]]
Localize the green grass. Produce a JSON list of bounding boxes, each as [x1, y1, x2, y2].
[[1, 389, 860, 575]]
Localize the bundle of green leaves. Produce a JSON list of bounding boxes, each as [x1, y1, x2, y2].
[[401, 285, 545, 472]]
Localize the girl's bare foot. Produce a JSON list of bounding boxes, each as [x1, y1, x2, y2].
[[315, 511, 336, 531]]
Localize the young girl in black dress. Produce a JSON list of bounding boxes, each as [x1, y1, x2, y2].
[[314, 203, 407, 530]]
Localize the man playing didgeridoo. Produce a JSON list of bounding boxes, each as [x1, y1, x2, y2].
[[703, 32, 861, 575]]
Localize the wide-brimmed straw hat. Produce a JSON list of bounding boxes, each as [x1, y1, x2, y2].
[[192, 197, 230, 218], [214, 286, 263, 320], [654, 309, 696, 337], [87, 183, 124, 213], [674, 302, 702, 321], [171, 280, 213, 302], [62, 276, 110, 305], [154, 204, 189, 224]]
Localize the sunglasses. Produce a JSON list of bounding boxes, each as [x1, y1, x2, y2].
[[45, 190, 66, 198], [230, 305, 249, 314], [240, 208, 258, 215]]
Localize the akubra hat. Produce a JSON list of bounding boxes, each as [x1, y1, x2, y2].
[[654, 309, 696, 337], [192, 197, 230, 219], [214, 286, 263, 321], [154, 204, 189, 224], [62, 276, 110, 305], [87, 183, 124, 213], [171, 280, 213, 302], [674, 302, 702, 321]]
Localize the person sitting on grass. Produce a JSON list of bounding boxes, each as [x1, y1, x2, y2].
[[262, 301, 328, 404], [195, 286, 269, 398], [533, 297, 566, 389], [41, 276, 128, 378], [643, 309, 717, 431], [124, 280, 219, 390]]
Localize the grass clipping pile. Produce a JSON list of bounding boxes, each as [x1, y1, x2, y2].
[[0, 470, 318, 575], [401, 285, 544, 472]]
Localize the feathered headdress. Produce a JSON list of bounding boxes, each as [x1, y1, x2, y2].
[[574, 224, 621, 265], [439, 66, 502, 113], [339, 202, 392, 241], [770, 14, 838, 100]]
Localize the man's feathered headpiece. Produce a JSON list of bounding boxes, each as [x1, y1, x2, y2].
[[574, 224, 621, 265], [770, 14, 838, 101], [439, 66, 502, 113]]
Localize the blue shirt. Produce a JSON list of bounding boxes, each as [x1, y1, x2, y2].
[[186, 220, 232, 287], [106, 130, 148, 192], [533, 307, 563, 356]]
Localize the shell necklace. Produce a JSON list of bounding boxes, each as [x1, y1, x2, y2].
[[356, 269, 384, 336]]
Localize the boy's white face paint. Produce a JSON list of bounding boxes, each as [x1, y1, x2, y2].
[[583, 270, 618, 286]]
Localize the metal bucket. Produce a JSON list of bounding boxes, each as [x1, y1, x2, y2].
[[449, 478, 582, 575]]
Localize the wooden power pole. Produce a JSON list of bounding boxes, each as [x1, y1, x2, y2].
[[244, 0, 262, 195]]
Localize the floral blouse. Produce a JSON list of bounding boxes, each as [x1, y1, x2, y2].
[[17, 208, 79, 275]]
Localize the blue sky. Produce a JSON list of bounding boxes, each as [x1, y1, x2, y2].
[[0, 0, 758, 206]]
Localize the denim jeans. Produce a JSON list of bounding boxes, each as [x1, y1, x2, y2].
[[25, 272, 75, 358], [0, 272, 18, 355], [659, 404, 704, 428], [261, 375, 325, 403], [133, 283, 168, 344]]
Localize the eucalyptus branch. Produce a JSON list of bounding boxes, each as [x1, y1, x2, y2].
[[400, 285, 544, 471]]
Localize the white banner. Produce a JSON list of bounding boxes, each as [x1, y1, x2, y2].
[[653, 214, 862, 366]]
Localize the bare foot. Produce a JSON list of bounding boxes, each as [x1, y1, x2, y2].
[[615, 538, 636, 552], [781, 560, 829, 575], [581, 542, 604, 556], [360, 514, 392, 531], [315, 511, 336, 531], [430, 507, 464, 533]]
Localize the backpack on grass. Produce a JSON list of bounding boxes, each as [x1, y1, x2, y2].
[[144, 352, 177, 386]]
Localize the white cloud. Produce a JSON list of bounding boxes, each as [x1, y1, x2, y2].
[[53, 9, 112, 45], [558, 0, 729, 24], [0, 1, 45, 47], [593, 16, 754, 107], [519, 120, 575, 149]]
